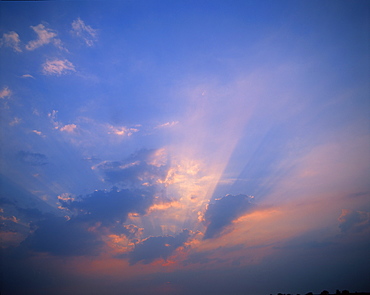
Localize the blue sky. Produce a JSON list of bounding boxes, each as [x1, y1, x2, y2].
[[1, 1, 369, 295]]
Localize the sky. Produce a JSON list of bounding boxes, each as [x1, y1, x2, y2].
[[0, 1, 369, 294]]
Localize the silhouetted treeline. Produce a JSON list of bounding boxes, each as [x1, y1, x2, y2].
[[270, 290, 370, 295]]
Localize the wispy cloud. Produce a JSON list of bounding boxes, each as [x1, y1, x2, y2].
[[0, 86, 12, 99], [9, 117, 21, 126], [155, 121, 179, 129], [107, 125, 139, 136], [21, 74, 35, 79], [0, 31, 22, 52], [26, 24, 64, 51], [42, 59, 75, 76], [71, 18, 97, 46]]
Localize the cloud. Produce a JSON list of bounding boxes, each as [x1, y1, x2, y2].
[[23, 216, 103, 256], [21, 74, 35, 79], [128, 229, 191, 265], [9, 117, 22, 126], [339, 209, 370, 233], [59, 187, 154, 227], [0, 31, 22, 52], [155, 121, 179, 129], [17, 151, 48, 166], [107, 125, 139, 136], [42, 59, 75, 76], [31, 130, 45, 137], [0, 86, 12, 99], [203, 194, 254, 239], [25, 24, 64, 51], [60, 124, 77, 133], [6, 185, 157, 257], [94, 149, 169, 187], [71, 18, 97, 46]]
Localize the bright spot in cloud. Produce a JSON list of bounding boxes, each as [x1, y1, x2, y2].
[[0, 87, 12, 99]]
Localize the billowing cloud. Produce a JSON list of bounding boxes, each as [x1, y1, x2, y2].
[[128, 229, 191, 265], [59, 187, 154, 226], [23, 216, 103, 256], [71, 18, 97, 46], [203, 194, 254, 239], [25, 24, 64, 51], [339, 209, 370, 233], [0, 86, 12, 99], [94, 149, 169, 187], [0, 31, 22, 52], [17, 151, 48, 166], [42, 59, 75, 76]]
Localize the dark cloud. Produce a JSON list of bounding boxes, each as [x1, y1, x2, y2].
[[203, 194, 254, 239], [23, 216, 103, 256], [128, 229, 191, 265], [17, 150, 48, 166], [339, 209, 370, 233], [60, 187, 153, 226], [96, 149, 168, 187], [15, 186, 156, 257]]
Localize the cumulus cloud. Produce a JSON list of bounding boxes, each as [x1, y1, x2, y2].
[[8, 185, 157, 257], [0, 31, 22, 52], [339, 209, 370, 233], [42, 59, 75, 76], [25, 24, 64, 51], [59, 187, 154, 227], [71, 18, 97, 46], [203, 194, 254, 239], [23, 216, 103, 256], [0, 86, 12, 99], [128, 229, 191, 265], [17, 151, 48, 166], [95, 149, 169, 187]]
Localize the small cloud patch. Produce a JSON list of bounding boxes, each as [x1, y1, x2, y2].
[[71, 18, 98, 46], [42, 59, 75, 76], [0, 87, 12, 99], [0, 31, 22, 52]]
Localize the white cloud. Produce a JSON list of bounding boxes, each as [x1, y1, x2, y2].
[[32, 130, 46, 137], [48, 110, 61, 129], [107, 125, 139, 137], [71, 18, 97, 46], [155, 121, 179, 129], [42, 59, 75, 76], [26, 24, 65, 51], [0, 87, 12, 99], [21, 74, 35, 79], [0, 31, 22, 52], [60, 124, 77, 133]]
